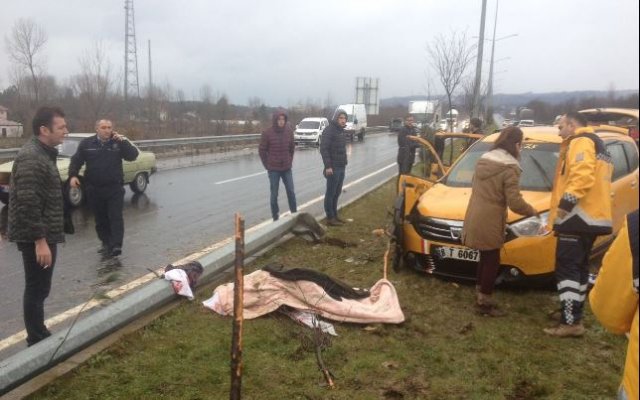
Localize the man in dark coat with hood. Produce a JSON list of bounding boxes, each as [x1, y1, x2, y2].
[[320, 109, 348, 226], [259, 110, 297, 221]]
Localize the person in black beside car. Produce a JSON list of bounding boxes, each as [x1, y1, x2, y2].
[[397, 115, 420, 175], [68, 119, 139, 257]]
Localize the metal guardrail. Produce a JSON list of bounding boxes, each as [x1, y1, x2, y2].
[[0, 134, 262, 159], [0, 165, 395, 396], [133, 133, 261, 149], [0, 148, 18, 158], [0, 213, 325, 394], [0, 127, 389, 159]]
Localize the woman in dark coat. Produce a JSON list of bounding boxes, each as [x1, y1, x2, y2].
[[461, 127, 537, 316]]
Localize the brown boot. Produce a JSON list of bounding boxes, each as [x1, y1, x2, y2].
[[326, 218, 343, 226], [543, 323, 585, 337], [475, 293, 506, 317]]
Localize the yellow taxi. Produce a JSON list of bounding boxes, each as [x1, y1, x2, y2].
[[579, 108, 638, 145], [393, 125, 639, 284], [415, 132, 482, 181]]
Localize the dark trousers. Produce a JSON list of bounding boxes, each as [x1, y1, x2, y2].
[[324, 167, 346, 220], [18, 242, 57, 346], [398, 159, 414, 175], [267, 170, 297, 221], [87, 185, 125, 249], [477, 249, 500, 295], [555, 233, 596, 325]]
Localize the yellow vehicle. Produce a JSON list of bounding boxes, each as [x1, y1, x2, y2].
[[0, 133, 157, 207], [417, 132, 482, 181], [579, 108, 639, 146], [393, 126, 639, 284]]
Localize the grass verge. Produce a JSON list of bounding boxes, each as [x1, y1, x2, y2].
[[29, 180, 626, 400]]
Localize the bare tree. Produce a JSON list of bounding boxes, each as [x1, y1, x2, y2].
[[215, 94, 230, 135], [5, 19, 48, 104], [71, 41, 116, 125], [427, 31, 475, 131], [199, 84, 215, 135]]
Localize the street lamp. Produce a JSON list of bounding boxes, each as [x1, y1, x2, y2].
[[485, 0, 517, 124]]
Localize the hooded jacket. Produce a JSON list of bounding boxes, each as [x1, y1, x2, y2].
[[462, 148, 537, 250], [259, 111, 295, 171], [549, 127, 613, 235], [320, 115, 348, 169], [589, 210, 638, 400]]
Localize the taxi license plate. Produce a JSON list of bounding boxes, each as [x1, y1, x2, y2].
[[432, 245, 480, 262]]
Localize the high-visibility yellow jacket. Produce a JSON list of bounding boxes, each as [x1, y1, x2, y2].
[[550, 127, 613, 235], [589, 210, 638, 399]]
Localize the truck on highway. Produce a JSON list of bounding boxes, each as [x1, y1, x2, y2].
[[408, 100, 441, 129], [335, 104, 367, 141]]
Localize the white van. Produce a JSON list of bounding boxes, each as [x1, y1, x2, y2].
[[294, 117, 329, 146], [335, 104, 367, 141]]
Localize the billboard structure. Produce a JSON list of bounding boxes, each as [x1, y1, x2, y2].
[[355, 77, 380, 115]]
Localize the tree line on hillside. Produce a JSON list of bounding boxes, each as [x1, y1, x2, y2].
[[1, 19, 341, 139], [3, 19, 636, 139]]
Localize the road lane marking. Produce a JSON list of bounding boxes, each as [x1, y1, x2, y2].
[[0, 162, 396, 352], [214, 171, 266, 185]]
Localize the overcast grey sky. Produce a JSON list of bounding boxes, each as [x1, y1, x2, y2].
[[1, 0, 638, 106]]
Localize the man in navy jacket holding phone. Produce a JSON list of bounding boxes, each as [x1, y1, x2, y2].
[[69, 119, 138, 257]]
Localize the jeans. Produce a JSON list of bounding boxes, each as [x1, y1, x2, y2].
[[324, 167, 346, 220], [18, 242, 57, 346], [87, 185, 125, 249], [268, 170, 297, 221]]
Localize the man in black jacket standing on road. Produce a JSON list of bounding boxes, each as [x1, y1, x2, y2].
[[8, 106, 68, 346], [69, 119, 139, 257], [320, 109, 348, 226], [397, 115, 419, 174]]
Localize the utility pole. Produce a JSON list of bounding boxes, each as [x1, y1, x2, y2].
[[124, 0, 140, 103], [485, 1, 517, 124], [471, 0, 487, 118], [485, 0, 499, 123], [148, 39, 153, 98]]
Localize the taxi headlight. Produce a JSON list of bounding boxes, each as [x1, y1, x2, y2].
[[509, 211, 550, 237]]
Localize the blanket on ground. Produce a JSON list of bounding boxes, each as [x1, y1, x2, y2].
[[202, 270, 404, 324]]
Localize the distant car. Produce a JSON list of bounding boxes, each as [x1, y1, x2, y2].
[[294, 118, 329, 147], [0, 133, 157, 207], [518, 119, 535, 127], [335, 104, 367, 141]]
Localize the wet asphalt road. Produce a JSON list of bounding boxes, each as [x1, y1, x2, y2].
[[0, 132, 398, 348]]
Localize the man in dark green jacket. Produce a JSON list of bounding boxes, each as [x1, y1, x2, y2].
[[8, 106, 68, 346]]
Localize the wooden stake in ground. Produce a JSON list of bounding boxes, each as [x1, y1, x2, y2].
[[230, 213, 245, 400]]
